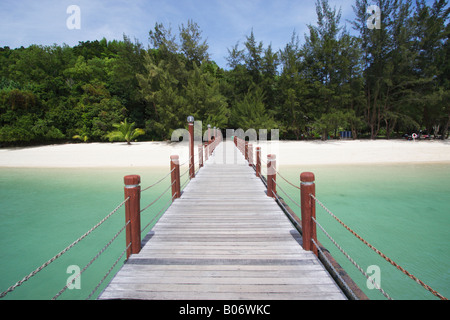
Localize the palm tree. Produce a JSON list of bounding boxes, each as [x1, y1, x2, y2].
[[106, 119, 145, 145], [72, 134, 89, 142], [72, 127, 90, 142]]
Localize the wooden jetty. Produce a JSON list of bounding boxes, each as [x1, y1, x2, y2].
[[98, 140, 346, 300]]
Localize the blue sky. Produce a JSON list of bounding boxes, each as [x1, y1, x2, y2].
[[0, 0, 438, 69]]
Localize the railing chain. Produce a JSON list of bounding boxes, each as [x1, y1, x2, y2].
[[311, 194, 447, 300], [312, 216, 393, 300], [0, 197, 129, 299]]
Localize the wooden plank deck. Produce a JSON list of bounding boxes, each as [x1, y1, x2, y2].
[[98, 141, 346, 300]]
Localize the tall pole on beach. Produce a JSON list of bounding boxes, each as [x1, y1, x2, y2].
[[187, 116, 195, 179]]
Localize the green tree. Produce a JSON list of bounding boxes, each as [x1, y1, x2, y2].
[[231, 85, 276, 131], [179, 20, 210, 67], [351, 0, 422, 139], [185, 63, 229, 131], [412, 0, 450, 138], [244, 30, 264, 85]]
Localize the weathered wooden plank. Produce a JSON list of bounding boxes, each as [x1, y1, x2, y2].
[[98, 141, 346, 300], [108, 275, 340, 286], [102, 283, 344, 294], [109, 263, 327, 273], [99, 290, 345, 300]]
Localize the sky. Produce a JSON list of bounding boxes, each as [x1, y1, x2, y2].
[[0, 0, 439, 69]]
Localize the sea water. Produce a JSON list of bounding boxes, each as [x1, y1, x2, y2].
[[0, 166, 182, 300], [277, 163, 450, 300], [0, 164, 449, 300]]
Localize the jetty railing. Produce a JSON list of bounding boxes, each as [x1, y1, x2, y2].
[[0, 132, 222, 300], [2, 131, 445, 300], [233, 136, 447, 301]]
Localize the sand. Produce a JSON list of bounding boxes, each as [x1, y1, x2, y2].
[[0, 139, 449, 168]]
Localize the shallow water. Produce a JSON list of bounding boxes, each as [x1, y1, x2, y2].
[[0, 166, 183, 300], [276, 163, 450, 300], [0, 163, 448, 300]]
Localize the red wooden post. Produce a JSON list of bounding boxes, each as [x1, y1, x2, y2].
[[198, 144, 203, 168], [256, 147, 261, 177], [234, 136, 237, 146], [170, 155, 180, 199], [248, 143, 253, 166], [124, 175, 141, 259], [300, 172, 318, 256], [267, 154, 276, 198], [204, 142, 209, 161], [188, 119, 195, 179], [245, 141, 249, 161]]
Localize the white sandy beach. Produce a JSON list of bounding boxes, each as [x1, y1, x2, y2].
[[0, 139, 449, 168]]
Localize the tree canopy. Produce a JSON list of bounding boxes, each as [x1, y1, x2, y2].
[[0, 0, 448, 146]]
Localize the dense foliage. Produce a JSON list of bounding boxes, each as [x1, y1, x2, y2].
[[0, 0, 448, 145]]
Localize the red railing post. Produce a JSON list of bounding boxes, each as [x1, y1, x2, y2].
[[245, 141, 249, 161], [204, 142, 209, 161], [256, 147, 261, 177], [300, 172, 318, 256], [248, 143, 253, 167], [124, 175, 141, 259], [170, 155, 180, 200], [267, 154, 276, 198], [198, 144, 203, 168]]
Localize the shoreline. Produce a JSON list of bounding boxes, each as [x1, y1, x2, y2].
[[0, 139, 449, 168]]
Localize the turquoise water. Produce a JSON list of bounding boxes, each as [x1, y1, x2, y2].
[[277, 163, 450, 300], [0, 166, 188, 300], [0, 163, 448, 300]]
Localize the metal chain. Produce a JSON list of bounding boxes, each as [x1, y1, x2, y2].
[[141, 167, 175, 192], [272, 183, 362, 300], [273, 191, 301, 230], [0, 197, 129, 299], [311, 194, 447, 300], [180, 167, 190, 178], [140, 180, 175, 214], [272, 178, 301, 209], [311, 238, 359, 300], [275, 170, 301, 190], [312, 216, 393, 300], [180, 176, 190, 191], [141, 193, 176, 233], [179, 158, 190, 167], [52, 219, 130, 300], [86, 242, 131, 300]]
